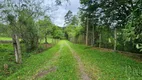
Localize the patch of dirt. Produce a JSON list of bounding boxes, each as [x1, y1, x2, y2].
[[118, 51, 142, 62], [91, 47, 113, 52], [34, 67, 56, 79], [37, 44, 52, 53], [74, 53, 91, 80], [43, 43, 52, 49], [0, 40, 12, 43], [65, 42, 92, 80], [33, 44, 63, 79]]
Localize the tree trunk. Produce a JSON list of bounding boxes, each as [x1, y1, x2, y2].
[[52, 38, 54, 44], [12, 34, 22, 64], [99, 33, 102, 48], [92, 25, 95, 46], [86, 17, 89, 46], [114, 28, 117, 51]]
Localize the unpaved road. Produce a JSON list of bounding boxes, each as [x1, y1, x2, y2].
[[34, 41, 91, 80]]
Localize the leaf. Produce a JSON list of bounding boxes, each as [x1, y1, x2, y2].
[[136, 44, 139, 49]]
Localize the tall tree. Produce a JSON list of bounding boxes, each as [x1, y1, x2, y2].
[[64, 10, 73, 25]]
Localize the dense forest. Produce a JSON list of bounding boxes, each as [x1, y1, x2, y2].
[[0, 0, 142, 80]]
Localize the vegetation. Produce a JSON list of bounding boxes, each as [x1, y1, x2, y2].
[[0, 37, 12, 40], [75, 0, 142, 53], [69, 41, 142, 80], [1, 41, 141, 80], [0, 0, 141, 79]]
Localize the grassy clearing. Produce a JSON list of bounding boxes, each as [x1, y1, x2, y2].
[[69, 42, 142, 80]]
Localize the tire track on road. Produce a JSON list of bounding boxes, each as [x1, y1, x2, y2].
[[65, 42, 91, 80], [33, 44, 63, 79]]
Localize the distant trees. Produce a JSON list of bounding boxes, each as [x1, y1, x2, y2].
[[64, 10, 83, 43]]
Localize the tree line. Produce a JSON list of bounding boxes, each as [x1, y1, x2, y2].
[[0, 0, 141, 64], [0, 0, 65, 64], [64, 0, 142, 53]]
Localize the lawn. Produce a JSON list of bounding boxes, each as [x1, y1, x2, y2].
[[69, 42, 142, 80]]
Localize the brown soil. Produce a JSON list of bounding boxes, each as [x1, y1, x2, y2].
[[37, 44, 53, 53], [33, 45, 63, 79], [0, 40, 12, 43], [34, 67, 56, 79], [43, 43, 52, 49]]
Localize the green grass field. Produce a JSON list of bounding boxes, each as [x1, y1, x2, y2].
[[69, 42, 142, 80], [0, 40, 142, 80]]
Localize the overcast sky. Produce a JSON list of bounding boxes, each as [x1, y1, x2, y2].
[[44, 0, 80, 27], [0, 0, 80, 27]]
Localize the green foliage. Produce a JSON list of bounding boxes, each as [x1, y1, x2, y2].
[[122, 14, 142, 52], [64, 25, 83, 42], [79, 0, 142, 53], [0, 0, 46, 52], [64, 10, 73, 25], [53, 29, 64, 39], [37, 16, 53, 40]]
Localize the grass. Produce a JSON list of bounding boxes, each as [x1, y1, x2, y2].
[[0, 43, 15, 79], [69, 42, 142, 80], [6, 43, 60, 80], [0, 37, 55, 43], [0, 41, 79, 80], [41, 41, 79, 80], [1, 40, 142, 80], [5, 41, 79, 80], [0, 36, 59, 79], [0, 37, 12, 40]]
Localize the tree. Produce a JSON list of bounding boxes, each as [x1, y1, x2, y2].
[[0, 0, 45, 63], [38, 16, 52, 44], [64, 10, 73, 25], [79, 0, 142, 53]]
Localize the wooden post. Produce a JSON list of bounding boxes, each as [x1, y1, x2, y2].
[[12, 34, 22, 64], [114, 28, 117, 51], [99, 33, 102, 48], [86, 17, 89, 46], [45, 35, 47, 44], [92, 25, 95, 46]]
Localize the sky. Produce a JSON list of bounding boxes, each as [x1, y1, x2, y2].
[[0, 0, 80, 27], [44, 0, 80, 27]]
